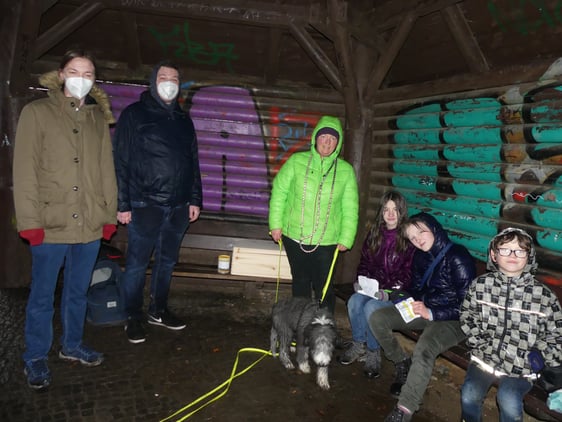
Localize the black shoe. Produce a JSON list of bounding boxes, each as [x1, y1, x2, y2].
[[147, 309, 186, 330], [384, 406, 412, 422], [390, 358, 411, 397], [125, 319, 146, 344], [338, 341, 366, 365]]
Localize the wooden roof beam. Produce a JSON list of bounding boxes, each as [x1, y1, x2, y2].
[[328, 0, 359, 128], [364, 11, 417, 103], [264, 28, 282, 85], [75, 0, 320, 27], [374, 0, 462, 31], [120, 11, 142, 70], [32, 2, 105, 60], [40, 0, 59, 13], [10, 0, 43, 95], [441, 4, 489, 73], [288, 22, 342, 92]]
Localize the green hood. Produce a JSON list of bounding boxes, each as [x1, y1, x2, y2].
[[310, 115, 344, 157]]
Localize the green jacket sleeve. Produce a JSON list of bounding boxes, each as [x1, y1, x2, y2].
[[269, 157, 295, 231]]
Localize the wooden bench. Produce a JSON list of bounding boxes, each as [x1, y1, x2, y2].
[[333, 283, 562, 422], [144, 234, 292, 297]]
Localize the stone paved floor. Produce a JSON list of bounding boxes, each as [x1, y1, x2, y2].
[[0, 281, 543, 422]]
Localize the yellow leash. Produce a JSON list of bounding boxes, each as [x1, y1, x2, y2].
[[160, 243, 340, 421], [160, 348, 272, 422], [320, 247, 339, 304]]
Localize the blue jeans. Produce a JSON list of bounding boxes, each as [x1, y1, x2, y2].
[[347, 292, 393, 350], [369, 305, 466, 412], [23, 240, 100, 363], [122, 204, 189, 320], [461, 362, 533, 422]]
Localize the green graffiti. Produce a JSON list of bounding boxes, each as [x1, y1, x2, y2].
[[488, 0, 562, 35], [149, 22, 238, 72]]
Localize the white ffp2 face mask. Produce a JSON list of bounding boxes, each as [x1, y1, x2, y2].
[[157, 81, 179, 101], [65, 77, 94, 100]]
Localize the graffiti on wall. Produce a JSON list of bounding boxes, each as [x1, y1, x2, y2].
[[149, 22, 238, 72], [391, 82, 562, 286], [267, 107, 319, 174], [487, 0, 562, 35]]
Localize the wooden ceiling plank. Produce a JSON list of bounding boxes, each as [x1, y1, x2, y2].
[[288, 21, 342, 91], [32, 2, 105, 60], [441, 4, 489, 73], [10, 0, 43, 95], [120, 11, 142, 70], [264, 27, 282, 85], [364, 11, 417, 103]]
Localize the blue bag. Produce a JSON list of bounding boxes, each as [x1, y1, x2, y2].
[[86, 257, 127, 326]]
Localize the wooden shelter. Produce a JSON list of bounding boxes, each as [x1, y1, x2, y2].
[[2, 0, 562, 298]]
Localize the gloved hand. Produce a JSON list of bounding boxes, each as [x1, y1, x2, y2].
[[19, 228, 45, 246], [102, 224, 117, 241], [374, 289, 390, 301]]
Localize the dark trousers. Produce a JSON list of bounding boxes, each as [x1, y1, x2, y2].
[[282, 236, 337, 314], [122, 204, 190, 320]]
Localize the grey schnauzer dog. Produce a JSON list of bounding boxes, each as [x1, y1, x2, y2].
[[270, 297, 337, 390]]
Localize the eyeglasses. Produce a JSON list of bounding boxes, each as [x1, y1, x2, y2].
[[496, 248, 528, 258]]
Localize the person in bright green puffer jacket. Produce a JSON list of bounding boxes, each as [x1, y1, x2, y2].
[[269, 115, 359, 313]]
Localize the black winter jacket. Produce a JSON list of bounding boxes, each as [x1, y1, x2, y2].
[[409, 213, 476, 321], [113, 91, 202, 211]]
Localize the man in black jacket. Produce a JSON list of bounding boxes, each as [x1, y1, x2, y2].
[[113, 61, 202, 344]]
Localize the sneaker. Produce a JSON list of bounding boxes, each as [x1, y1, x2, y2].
[[338, 340, 366, 365], [59, 345, 104, 367], [147, 309, 186, 330], [384, 406, 412, 422], [363, 348, 381, 379], [390, 357, 411, 397], [24, 359, 51, 390], [125, 319, 146, 344]]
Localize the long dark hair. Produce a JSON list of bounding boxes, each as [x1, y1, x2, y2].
[[367, 190, 409, 253]]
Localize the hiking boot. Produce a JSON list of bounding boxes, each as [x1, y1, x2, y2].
[[125, 318, 146, 344], [363, 348, 381, 379], [338, 341, 366, 365], [59, 345, 104, 367], [384, 406, 412, 422], [24, 359, 51, 390], [390, 357, 411, 397], [147, 309, 186, 330]]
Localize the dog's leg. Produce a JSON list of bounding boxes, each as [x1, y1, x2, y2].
[[270, 327, 278, 357], [295, 326, 311, 374], [296, 344, 311, 374], [316, 366, 330, 390], [279, 331, 295, 370]]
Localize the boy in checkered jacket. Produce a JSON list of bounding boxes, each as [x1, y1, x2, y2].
[[460, 227, 562, 421]]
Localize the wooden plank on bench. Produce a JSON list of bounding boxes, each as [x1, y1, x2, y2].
[[180, 234, 276, 251], [147, 263, 292, 284]]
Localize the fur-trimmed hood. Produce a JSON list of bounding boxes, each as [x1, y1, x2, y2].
[[38, 70, 115, 124]]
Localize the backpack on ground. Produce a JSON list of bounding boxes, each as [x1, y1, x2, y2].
[[86, 256, 127, 326]]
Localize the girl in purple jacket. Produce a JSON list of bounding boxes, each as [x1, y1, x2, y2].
[[339, 191, 415, 378]]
